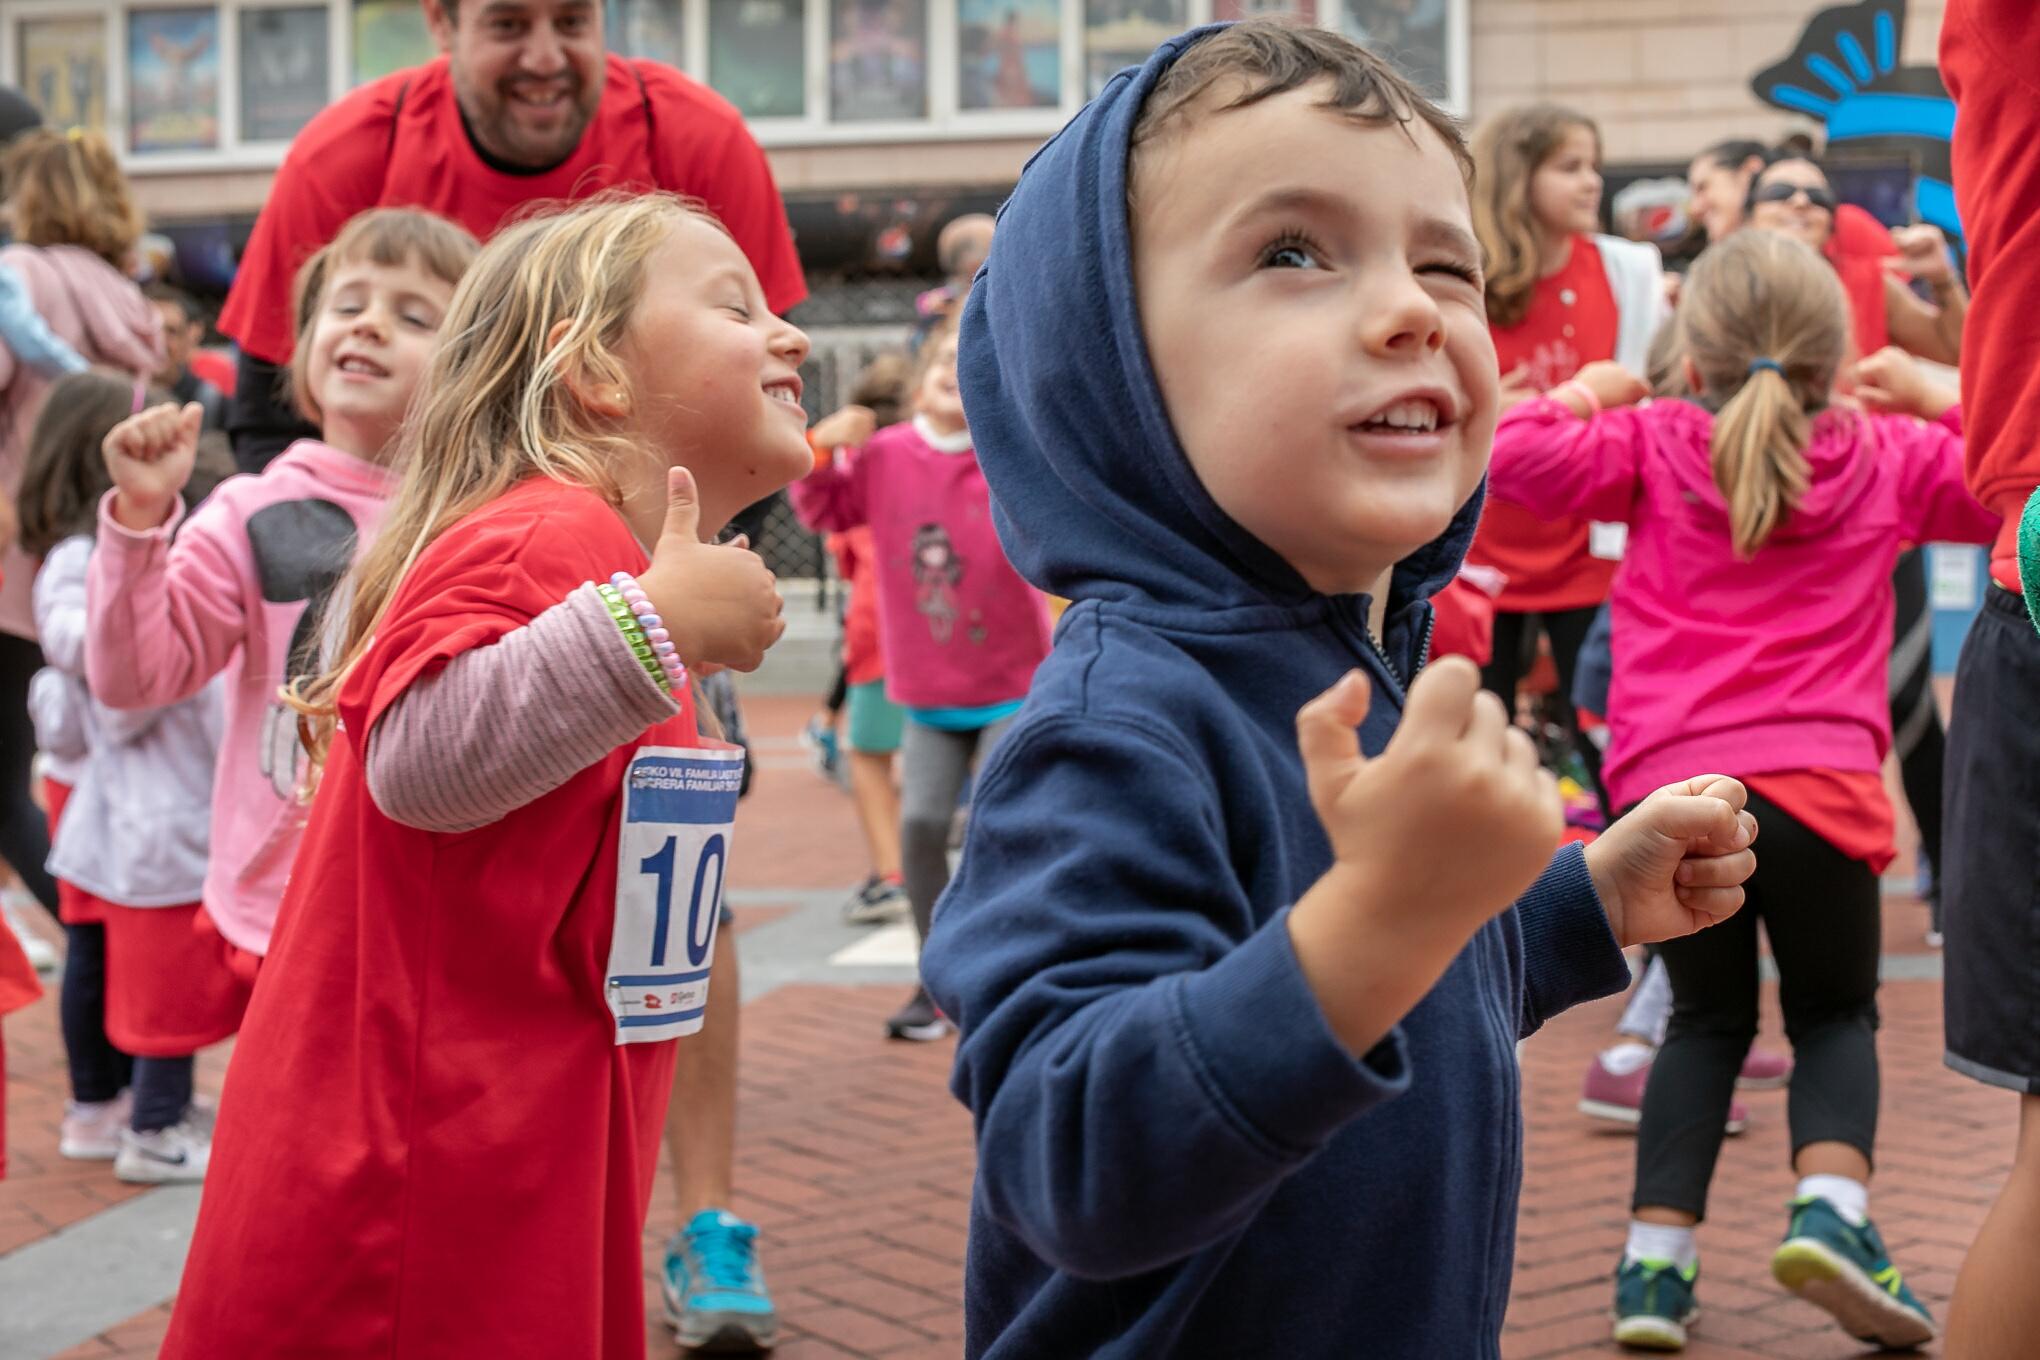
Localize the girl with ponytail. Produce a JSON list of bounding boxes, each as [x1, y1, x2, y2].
[[1487, 228, 1995, 1353]]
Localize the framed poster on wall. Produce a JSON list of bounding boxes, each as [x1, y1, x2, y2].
[[1335, 0, 1454, 102], [18, 16, 108, 133], [240, 6, 330, 141], [607, 0, 686, 65], [957, 0, 1059, 110], [354, 0, 435, 85], [829, 0, 925, 121], [128, 7, 221, 152], [1084, 0, 1185, 96], [708, 0, 804, 120]]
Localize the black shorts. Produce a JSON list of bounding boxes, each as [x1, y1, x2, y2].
[[1942, 585, 2040, 1094]]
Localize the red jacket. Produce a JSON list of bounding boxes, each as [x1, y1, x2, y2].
[[1941, 0, 2040, 589]]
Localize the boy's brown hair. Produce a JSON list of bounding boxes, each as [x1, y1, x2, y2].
[[1131, 19, 1470, 189], [1, 129, 145, 269], [286, 207, 481, 426]]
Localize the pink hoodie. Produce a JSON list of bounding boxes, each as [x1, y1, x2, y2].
[[1488, 397, 1996, 810], [0, 244, 163, 639], [792, 417, 1050, 711], [86, 440, 394, 956]]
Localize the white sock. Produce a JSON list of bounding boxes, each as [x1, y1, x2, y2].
[[1598, 1040, 1656, 1076], [1797, 1174, 1868, 1226], [1624, 1220, 1698, 1271]]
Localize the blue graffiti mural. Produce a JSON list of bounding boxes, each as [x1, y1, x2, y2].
[[1750, 0, 1960, 242]]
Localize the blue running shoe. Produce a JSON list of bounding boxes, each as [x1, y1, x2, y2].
[[1771, 1196, 1935, 1349], [1611, 1256, 1699, 1351], [663, 1209, 780, 1353]]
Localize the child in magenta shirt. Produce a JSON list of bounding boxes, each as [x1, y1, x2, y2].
[[792, 319, 1051, 1040], [1487, 228, 1994, 1351]]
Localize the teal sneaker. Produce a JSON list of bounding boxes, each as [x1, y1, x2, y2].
[[1611, 1257, 1699, 1351], [1771, 1196, 1935, 1349], [662, 1209, 780, 1353]]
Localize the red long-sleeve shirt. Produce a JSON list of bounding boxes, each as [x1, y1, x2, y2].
[[1941, 0, 2040, 590]]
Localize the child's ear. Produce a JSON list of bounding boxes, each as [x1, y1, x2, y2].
[[1681, 355, 1704, 396], [545, 318, 631, 420]]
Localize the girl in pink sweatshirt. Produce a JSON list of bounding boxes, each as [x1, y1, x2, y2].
[[1488, 229, 1994, 1352], [85, 209, 478, 965], [791, 317, 1051, 1041]]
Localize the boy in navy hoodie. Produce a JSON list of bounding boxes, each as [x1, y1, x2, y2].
[[922, 20, 1761, 1358]]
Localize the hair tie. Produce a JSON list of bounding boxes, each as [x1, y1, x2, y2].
[[65, 127, 83, 142], [1747, 357, 1784, 377]]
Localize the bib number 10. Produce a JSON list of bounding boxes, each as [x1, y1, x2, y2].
[[607, 745, 743, 1044], [639, 832, 725, 970]]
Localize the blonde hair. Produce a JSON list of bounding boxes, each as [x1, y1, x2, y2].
[[1, 129, 144, 268], [1472, 104, 1599, 329], [291, 192, 728, 770], [1678, 230, 1848, 558], [288, 208, 482, 425]]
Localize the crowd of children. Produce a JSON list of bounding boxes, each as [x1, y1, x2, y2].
[[0, 6, 2035, 1360]]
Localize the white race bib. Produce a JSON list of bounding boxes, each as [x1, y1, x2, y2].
[[605, 746, 743, 1045], [1589, 521, 1629, 561]]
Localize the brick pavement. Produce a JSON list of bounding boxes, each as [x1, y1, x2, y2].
[[4, 696, 2010, 1359]]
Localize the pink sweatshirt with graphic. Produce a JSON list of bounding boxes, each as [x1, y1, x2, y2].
[[791, 417, 1050, 711], [87, 440, 394, 955]]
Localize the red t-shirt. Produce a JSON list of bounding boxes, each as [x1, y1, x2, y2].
[[220, 55, 807, 365], [163, 479, 703, 1360], [1745, 768, 1895, 873], [831, 525, 885, 686], [1825, 208, 1898, 368], [1942, 0, 2040, 594], [1468, 235, 1621, 613]]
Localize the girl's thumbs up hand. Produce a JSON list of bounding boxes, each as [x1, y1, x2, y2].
[[636, 466, 785, 674]]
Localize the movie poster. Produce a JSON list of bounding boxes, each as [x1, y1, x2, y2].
[[958, 0, 1058, 110], [18, 17, 107, 134], [353, 0, 436, 85], [608, 0, 687, 67], [128, 8, 220, 153], [1336, 0, 1449, 100], [241, 7, 330, 141], [708, 0, 804, 120], [829, 0, 925, 122], [1083, 0, 1183, 96]]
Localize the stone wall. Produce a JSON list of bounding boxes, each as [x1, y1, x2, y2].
[[1467, 0, 1947, 165]]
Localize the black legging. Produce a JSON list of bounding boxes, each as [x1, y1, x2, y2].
[[1480, 605, 1600, 737], [1632, 788, 1882, 1220], [0, 632, 57, 916], [1888, 550, 1945, 924]]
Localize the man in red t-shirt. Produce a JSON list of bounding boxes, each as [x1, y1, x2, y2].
[[222, 0, 804, 472], [219, 4, 802, 1352]]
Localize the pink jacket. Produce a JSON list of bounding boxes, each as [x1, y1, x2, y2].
[[0, 244, 163, 638], [86, 440, 394, 955], [1488, 398, 1996, 810], [791, 417, 1049, 711]]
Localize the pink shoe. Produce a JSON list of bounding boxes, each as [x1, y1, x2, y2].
[[60, 1088, 134, 1160], [1579, 1054, 1749, 1135], [1736, 1045, 1792, 1090]]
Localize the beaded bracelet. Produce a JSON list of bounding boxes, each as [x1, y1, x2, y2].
[[607, 572, 688, 694], [594, 583, 665, 690]]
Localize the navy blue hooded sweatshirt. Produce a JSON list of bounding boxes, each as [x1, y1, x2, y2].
[[919, 26, 1633, 1360]]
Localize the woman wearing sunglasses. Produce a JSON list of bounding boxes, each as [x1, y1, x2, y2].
[[1749, 157, 1967, 368]]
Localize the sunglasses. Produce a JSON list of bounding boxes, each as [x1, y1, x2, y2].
[[1753, 181, 1837, 213]]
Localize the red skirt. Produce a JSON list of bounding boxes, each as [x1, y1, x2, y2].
[[88, 895, 251, 1057], [41, 779, 102, 926]]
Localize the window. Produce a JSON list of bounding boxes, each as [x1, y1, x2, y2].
[[957, 0, 1057, 110], [1334, 0, 1449, 100], [828, 0, 924, 122], [607, 0, 686, 65], [240, 6, 329, 141], [353, 0, 433, 84], [17, 15, 108, 132], [1083, 0, 1183, 97], [707, 0, 802, 119], [128, 7, 220, 152]]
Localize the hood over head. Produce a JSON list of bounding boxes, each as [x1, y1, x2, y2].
[[958, 24, 1482, 617]]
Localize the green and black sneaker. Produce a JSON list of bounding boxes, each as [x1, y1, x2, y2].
[[1611, 1256, 1699, 1351], [1771, 1196, 1936, 1349]]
